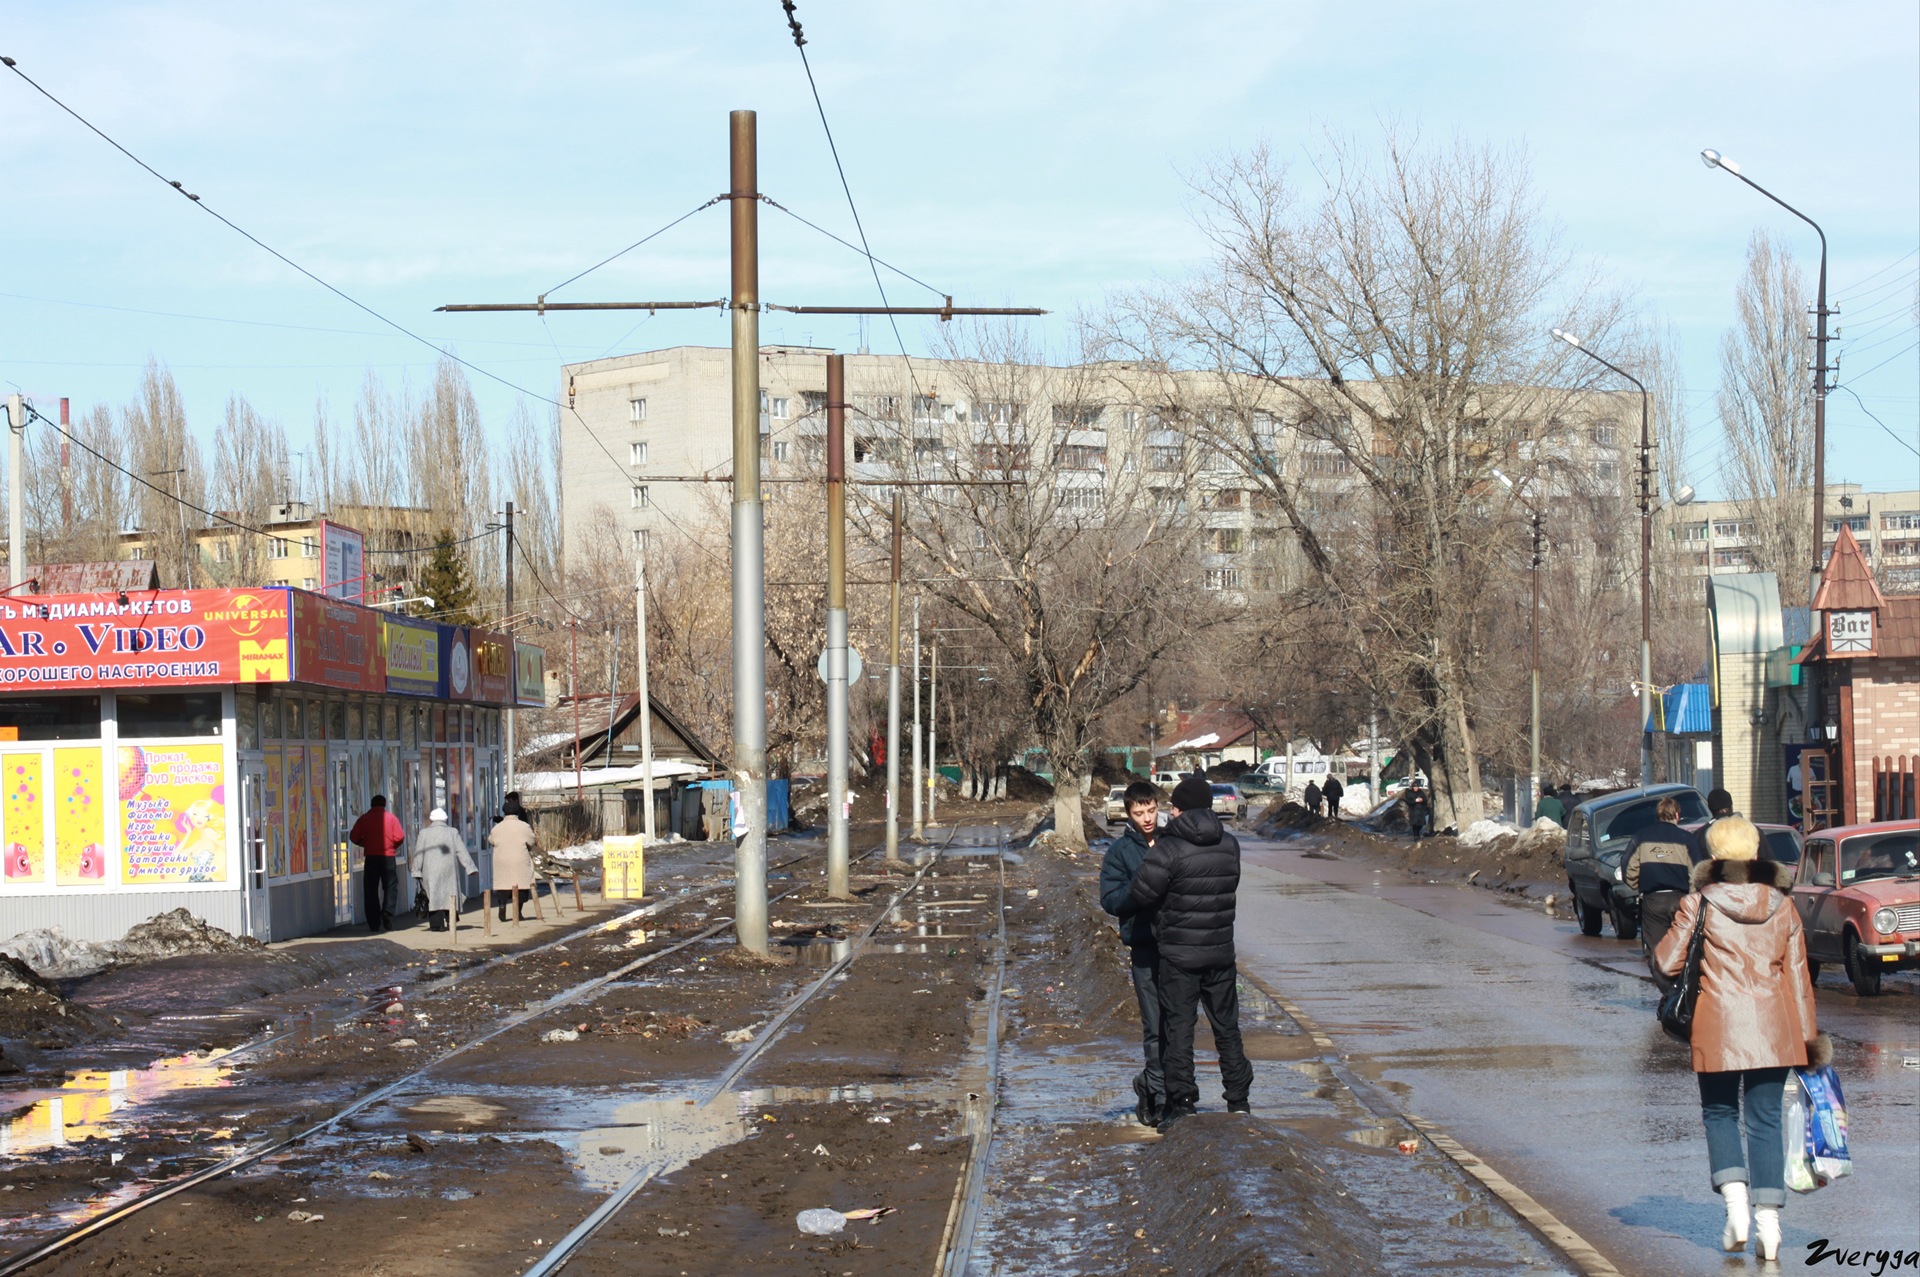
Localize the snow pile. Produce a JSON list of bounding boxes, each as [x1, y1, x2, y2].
[[1457, 819, 1516, 847], [113, 908, 262, 963], [1529, 817, 1564, 834], [0, 927, 118, 979]]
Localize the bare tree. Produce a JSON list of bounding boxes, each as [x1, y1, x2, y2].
[[24, 403, 131, 567], [126, 361, 206, 588], [208, 396, 290, 586], [1718, 229, 1815, 606]]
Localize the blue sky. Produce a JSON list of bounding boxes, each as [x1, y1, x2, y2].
[[2, 1, 1916, 502]]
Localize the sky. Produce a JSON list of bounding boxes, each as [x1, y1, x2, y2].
[[2, 1, 1917, 504]]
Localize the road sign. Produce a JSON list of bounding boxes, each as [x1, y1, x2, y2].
[[816, 646, 863, 683]]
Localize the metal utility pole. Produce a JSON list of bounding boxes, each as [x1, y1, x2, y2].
[[504, 500, 516, 790], [927, 641, 939, 827], [5, 394, 23, 591], [1529, 510, 1544, 819], [729, 109, 770, 951], [824, 353, 851, 898], [570, 619, 582, 801], [911, 594, 924, 841], [885, 493, 903, 862], [635, 552, 656, 842], [58, 399, 71, 527]]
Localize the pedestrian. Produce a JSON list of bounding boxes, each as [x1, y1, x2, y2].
[[1402, 777, 1432, 839], [1302, 779, 1322, 817], [1321, 773, 1344, 820], [1705, 788, 1739, 822], [1624, 796, 1704, 974], [1099, 780, 1168, 1127], [411, 807, 478, 933], [1535, 783, 1567, 828], [349, 794, 406, 932], [488, 791, 540, 922], [1654, 816, 1827, 1263], [1128, 774, 1254, 1130]]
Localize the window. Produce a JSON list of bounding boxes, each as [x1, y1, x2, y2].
[[802, 390, 828, 416], [972, 527, 987, 549], [212, 540, 232, 564], [974, 443, 1029, 473], [0, 695, 102, 741], [1053, 443, 1106, 471], [302, 535, 318, 558], [1591, 420, 1619, 448], [759, 390, 790, 420], [1681, 521, 1708, 542], [1201, 490, 1245, 511], [1060, 486, 1104, 514], [1883, 511, 1920, 531], [1596, 460, 1619, 484], [1827, 515, 1868, 534], [631, 485, 650, 509], [1052, 403, 1103, 429], [1121, 410, 1139, 432], [1212, 528, 1244, 554], [1148, 444, 1184, 471], [629, 397, 647, 423], [771, 440, 790, 462], [971, 401, 1022, 426], [1204, 568, 1246, 591], [853, 437, 899, 464], [270, 538, 289, 559], [117, 692, 222, 738], [632, 528, 649, 553], [629, 441, 649, 466]]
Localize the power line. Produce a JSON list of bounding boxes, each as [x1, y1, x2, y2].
[[1831, 383, 1920, 459], [540, 196, 726, 301], [759, 196, 946, 299]]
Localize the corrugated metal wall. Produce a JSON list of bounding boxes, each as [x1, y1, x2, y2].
[[269, 877, 341, 941], [0, 887, 246, 947]]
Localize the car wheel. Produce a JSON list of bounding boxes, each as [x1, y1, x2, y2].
[[1843, 930, 1883, 997], [1610, 898, 1639, 941], [1573, 882, 1603, 937]]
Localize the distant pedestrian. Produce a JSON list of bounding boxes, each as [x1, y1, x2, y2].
[[349, 795, 406, 932], [488, 792, 540, 922], [412, 808, 478, 932], [1302, 779, 1322, 816], [1321, 774, 1344, 820], [1402, 778, 1432, 839], [1535, 784, 1567, 828], [1705, 788, 1738, 821], [1625, 796, 1704, 974], [1128, 774, 1253, 1129], [1099, 780, 1168, 1127], [1654, 816, 1826, 1263]]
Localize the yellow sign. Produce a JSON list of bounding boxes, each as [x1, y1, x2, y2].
[[602, 835, 645, 899], [3, 753, 43, 885], [54, 748, 106, 886], [119, 744, 227, 884]]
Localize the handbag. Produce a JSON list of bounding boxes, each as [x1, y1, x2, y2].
[[1785, 1064, 1852, 1192], [1656, 898, 1708, 1040]]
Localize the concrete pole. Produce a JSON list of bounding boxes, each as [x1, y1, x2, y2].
[[824, 354, 851, 897], [504, 500, 516, 791], [910, 594, 924, 841], [885, 493, 903, 861], [636, 552, 656, 842], [1529, 511, 1543, 821], [1368, 706, 1380, 804], [728, 110, 769, 953], [5, 394, 24, 591], [927, 641, 939, 827]]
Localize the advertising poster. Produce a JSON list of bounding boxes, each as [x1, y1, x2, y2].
[[383, 616, 441, 696], [287, 746, 310, 876], [515, 642, 547, 707], [441, 627, 474, 701], [1784, 744, 1809, 831], [53, 747, 105, 886], [3, 753, 43, 883], [319, 520, 366, 602], [0, 589, 290, 688], [471, 630, 511, 704], [264, 748, 287, 878], [291, 593, 383, 692], [119, 744, 227, 884], [307, 746, 328, 878], [602, 835, 645, 898]]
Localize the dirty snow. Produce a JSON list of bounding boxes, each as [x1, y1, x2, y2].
[[2, 908, 259, 979], [1457, 819, 1515, 847], [1, 927, 119, 979]]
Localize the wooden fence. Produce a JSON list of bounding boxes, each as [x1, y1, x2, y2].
[[1871, 756, 1917, 822]]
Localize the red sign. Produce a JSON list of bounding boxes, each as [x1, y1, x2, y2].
[[0, 590, 291, 689], [291, 591, 384, 691], [470, 629, 512, 705]]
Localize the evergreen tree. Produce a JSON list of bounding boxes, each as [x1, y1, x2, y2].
[[415, 529, 482, 625]]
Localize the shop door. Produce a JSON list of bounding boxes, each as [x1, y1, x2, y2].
[[331, 754, 355, 926], [241, 765, 271, 941]]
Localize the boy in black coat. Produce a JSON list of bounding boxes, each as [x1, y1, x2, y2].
[[1099, 780, 1167, 1125], [1129, 774, 1254, 1129]]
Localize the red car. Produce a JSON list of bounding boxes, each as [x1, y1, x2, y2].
[[1791, 820, 1920, 996]]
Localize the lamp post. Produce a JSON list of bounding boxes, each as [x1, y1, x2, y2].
[[1493, 469, 1547, 819], [1552, 328, 1657, 788], [1700, 150, 1832, 599]]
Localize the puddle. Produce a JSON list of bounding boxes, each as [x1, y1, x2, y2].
[[405, 1095, 507, 1126], [0, 1050, 236, 1157]]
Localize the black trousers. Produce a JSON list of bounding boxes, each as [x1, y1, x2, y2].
[[498, 887, 531, 919], [1129, 944, 1165, 1101], [363, 856, 400, 930], [1158, 959, 1254, 1108], [1640, 890, 1686, 989]]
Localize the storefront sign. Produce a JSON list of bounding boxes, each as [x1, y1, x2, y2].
[[0, 590, 290, 688], [3, 752, 42, 883], [383, 615, 442, 697], [119, 743, 227, 885], [54, 747, 106, 886], [292, 593, 384, 691], [471, 629, 511, 705], [602, 834, 644, 898], [320, 521, 366, 602], [441, 626, 474, 700], [1827, 609, 1875, 656], [515, 642, 546, 707]]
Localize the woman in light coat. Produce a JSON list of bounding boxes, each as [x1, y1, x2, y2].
[[487, 792, 540, 921], [1654, 816, 1827, 1263], [411, 808, 477, 932]]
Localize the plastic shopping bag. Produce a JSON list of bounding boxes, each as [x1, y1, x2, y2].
[[1784, 1065, 1852, 1193]]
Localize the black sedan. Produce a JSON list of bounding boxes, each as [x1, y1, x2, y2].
[[1564, 784, 1711, 939]]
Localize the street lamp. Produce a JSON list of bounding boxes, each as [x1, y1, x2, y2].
[[1700, 148, 1833, 597], [1492, 468, 1547, 818], [1551, 327, 1657, 788]]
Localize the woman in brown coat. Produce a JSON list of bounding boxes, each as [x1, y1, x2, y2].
[[1655, 816, 1828, 1263], [486, 793, 540, 921]]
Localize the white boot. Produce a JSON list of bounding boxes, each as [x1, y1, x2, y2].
[[1754, 1206, 1781, 1262], [1720, 1181, 1750, 1252]]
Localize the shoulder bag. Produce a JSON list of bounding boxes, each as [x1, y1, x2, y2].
[[1656, 897, 1709, 1041]]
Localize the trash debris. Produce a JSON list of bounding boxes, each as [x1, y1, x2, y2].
[[383, 1001, 404, 1014], [598, 1145, 625, 1155], [721, 1027, 755, 1044], [391, 1038, 419, 1048], [1026, 889, 1040, 898], [907, 1142, 923, 1151], [842, 1208, 893, 1222], [796, 1208, 847, 1236], [286, 1210, 324, 1223], [1543, 893, 1558, 915], [406, 1133, 435, 1155], [540, 1028, 581, 1043], [866, 1114, 892, 1124], [810, 1143, 831, 1156], [367, 1170, 393, 1181], [656, 1226, 690, 1237], [1397, 1139, 1419, 1154], [1464, 870, 1481, 883]]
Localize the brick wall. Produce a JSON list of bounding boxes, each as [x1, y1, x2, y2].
[[1850, 655, 1920, 818]]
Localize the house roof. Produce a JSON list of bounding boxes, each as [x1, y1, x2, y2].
[[1162, 701, 1258, 754], [1882, 596, 1920, 659], [552, 692, 722, 769], [1811, 526, 1886, 612]]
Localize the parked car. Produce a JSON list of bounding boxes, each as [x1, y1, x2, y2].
[[1564, 784, 1711, 938], [1210, 783, 1242, 819], [1152, 771, 1182, 789], [1791, 820, 1920, 996], [1103, 785, 1129, 825], [1637, 821, 1802, 984]]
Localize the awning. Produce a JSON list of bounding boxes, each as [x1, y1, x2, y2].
[[1648, 682, 1712, 735]]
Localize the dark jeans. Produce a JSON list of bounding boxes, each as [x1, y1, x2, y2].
[[1640, 891, 1686, 987], [1699, 1067, 1789, 1208], [363, 856, 400, 930], [1158, 959, 1254, 1108], [427, 909, 450, 932], [1409, 808, 1430, 837], [1129, 944, 1165, 1102]]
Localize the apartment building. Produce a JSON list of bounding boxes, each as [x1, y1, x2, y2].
[[121, 503, 441, 594], [558, 345, 1638, 592], [1667, 484, 1920, 596]]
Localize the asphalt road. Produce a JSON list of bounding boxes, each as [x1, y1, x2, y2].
[[1234, 830, 1920, 1277]]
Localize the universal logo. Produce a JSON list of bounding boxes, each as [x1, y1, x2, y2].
[[1806, 1239, 1920, 1275]]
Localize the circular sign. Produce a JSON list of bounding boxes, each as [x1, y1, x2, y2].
[[816, 646, 864, 683], [450, 636, 471, 695]]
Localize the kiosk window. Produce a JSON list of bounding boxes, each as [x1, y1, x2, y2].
[[0, 695, 103, 741], [118, 692, 221, 738]]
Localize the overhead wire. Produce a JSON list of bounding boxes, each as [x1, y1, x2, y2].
[[540, 196, 725, 300], [1830, 383, 1920, 459], [759, 196, 947, 299]]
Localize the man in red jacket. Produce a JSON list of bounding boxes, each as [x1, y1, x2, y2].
[[350, 795, 407, 932]]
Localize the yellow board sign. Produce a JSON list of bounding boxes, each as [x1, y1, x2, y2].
[[602, 835, 645, 899]]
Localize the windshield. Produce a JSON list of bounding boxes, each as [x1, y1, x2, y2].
[[1762, 829, 1802, 865], [1595, 791, 1710, 852], [1840, 831, 1919, 883]]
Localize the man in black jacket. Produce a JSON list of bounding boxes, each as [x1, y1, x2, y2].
[[1129, 774, 1254, 1129], [1099, 780, 1166, 1126]]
